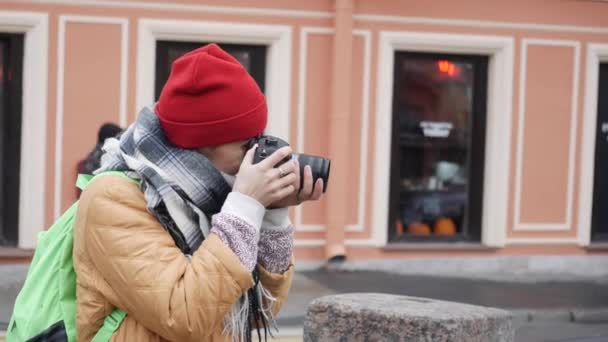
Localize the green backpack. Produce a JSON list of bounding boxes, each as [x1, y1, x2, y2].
[[7, 171, 137, 342]]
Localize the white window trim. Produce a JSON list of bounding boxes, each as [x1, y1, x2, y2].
[[136, 19, 292, 140], [577, 43, 608, 246], [372, 31, 514, 247], [0, 11, 48, 249]]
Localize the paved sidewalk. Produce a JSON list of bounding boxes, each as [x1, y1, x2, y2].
[[277, 270, 608, 325], [2, 264, 608, 341], [275, 270, 608, 341]]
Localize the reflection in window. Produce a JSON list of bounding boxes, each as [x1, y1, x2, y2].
[[389, 52, 488, 242]]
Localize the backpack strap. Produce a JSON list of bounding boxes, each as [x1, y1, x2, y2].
[[76, 174, 94, 190], [91, 308, 127, 342], [76, 171, 136, 341]]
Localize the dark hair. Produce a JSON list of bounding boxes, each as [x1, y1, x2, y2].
[[98, 123, 123, 144]]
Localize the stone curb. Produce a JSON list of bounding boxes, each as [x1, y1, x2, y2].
[[303, 294, 514, 341], [321, 256, 608, 284], [571, 308, 608, 323]]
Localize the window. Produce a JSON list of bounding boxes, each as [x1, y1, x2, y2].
[[154, 41, 267, 100], [0, 33, 23, 246], [591, 63, 608, 242], [388, 52, 488, 243]]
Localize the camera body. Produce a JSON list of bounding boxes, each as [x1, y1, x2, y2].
[[250, 135, 330, 193], [251, 135, 292, 166]]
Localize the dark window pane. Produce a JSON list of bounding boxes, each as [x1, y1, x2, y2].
[[389, 52, 488, 243], [0, 33, 24, 246], [0, 40, 5, 245], [155, 41, 267, 101], [591, 63, 608, 242]]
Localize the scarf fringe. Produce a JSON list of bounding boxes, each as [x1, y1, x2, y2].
[[257, 282, 279, 334], [223, 282, 279, 341]]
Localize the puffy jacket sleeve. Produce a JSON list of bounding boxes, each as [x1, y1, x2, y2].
[[80, 176, 254, 341], [258, 259, 295, 317]]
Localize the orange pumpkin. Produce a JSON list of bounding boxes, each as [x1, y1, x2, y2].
[[434, 217, 457, 236], [407, 222, 431, 236]]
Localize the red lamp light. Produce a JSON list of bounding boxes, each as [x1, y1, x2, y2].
[[437, 60, 459, 77]]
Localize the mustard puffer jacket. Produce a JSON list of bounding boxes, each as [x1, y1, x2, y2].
[[73, 175, 294, 341]]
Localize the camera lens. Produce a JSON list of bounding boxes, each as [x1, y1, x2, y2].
[[293, 154, 330, 193]]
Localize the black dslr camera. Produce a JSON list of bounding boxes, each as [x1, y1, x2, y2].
[[250, 135, 330, 193]]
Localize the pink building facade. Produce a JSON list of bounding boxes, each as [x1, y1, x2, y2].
[[0, 0, 607, 263]]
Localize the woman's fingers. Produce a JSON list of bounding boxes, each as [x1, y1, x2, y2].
[[299, 165, 314, 197], [265, 160, 296, 182], [310, 179, 324, 200], [297, 168, 323, 202], [293, 159, 301, 192], [258, 146, 292, 170], [272, 184, 295, 201], [273, 173, 297, 190]]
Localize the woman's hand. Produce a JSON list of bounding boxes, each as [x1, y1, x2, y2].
[[233, 145, 298, 207], [268, 159, 324, 209]]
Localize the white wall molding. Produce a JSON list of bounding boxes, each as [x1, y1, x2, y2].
[[294, 27, 371, 233], [296, 239, 379, 247], [513, 39, 580, 232], [507, 237, 579, 245], [0, 11, 48, 248], [295, 239, 379, 247], [296, 237, 582, 248], [577, 43, 608, 246], [54, 15, 129, 220], [17, 0, 333, 19], [373, 31, 514, 247], [12, 1, 608, 34], [294, 239, 325, 247], [136, 19, 292, 140], [294, 26, 333, 233], [344, 239, 381, 247], [354, 14, 608, 35]]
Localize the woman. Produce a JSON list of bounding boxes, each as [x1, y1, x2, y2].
[[73, 43, 323, 341]]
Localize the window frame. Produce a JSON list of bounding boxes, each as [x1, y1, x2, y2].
[[387, 51, 489, 243], [590, 62, 608, 242], [0, 33, 24, 246], [371, 31, 514, 247], [136, 19, 292, 140], [154, 41, 268, 101], [0, 12, 48, 249]]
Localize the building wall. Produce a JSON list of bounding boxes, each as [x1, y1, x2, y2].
[[1, 0, 608, 260]]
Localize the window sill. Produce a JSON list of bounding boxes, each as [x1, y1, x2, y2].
[[383, 242, 498, 251], [0, 247, 34, 263], [585, 243, 608, 251]]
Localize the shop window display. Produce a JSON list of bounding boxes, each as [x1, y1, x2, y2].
[[389, 52, 488, 243]]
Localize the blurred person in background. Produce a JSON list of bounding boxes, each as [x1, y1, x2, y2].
[[75, 122, 123, 198]]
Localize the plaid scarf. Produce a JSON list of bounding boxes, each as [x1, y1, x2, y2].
[[98, 106, 232, 254], [97, 106, 270, 341]]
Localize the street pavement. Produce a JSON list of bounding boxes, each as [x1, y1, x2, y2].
[[2, 264, 608, 341]]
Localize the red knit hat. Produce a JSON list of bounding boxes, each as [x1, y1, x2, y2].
[[156, 43, 267, 148]]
